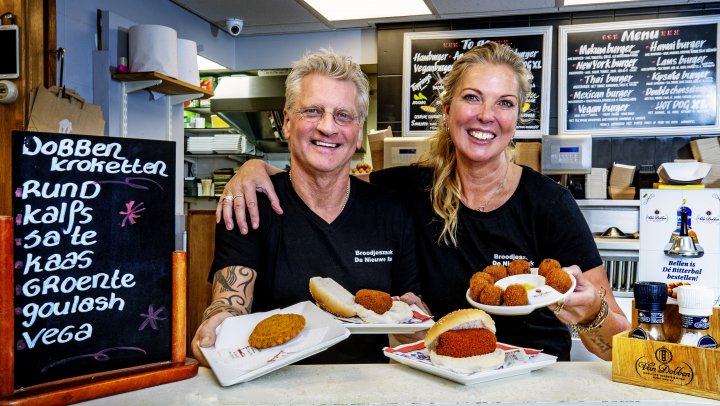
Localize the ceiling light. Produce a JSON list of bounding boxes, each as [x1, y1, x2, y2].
[[302, 0, 431, 21], [197, 55, 229, 71]]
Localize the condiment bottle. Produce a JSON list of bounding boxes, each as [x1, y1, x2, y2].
[[676, 285, 718, 349], [630, 281, 668, 341]]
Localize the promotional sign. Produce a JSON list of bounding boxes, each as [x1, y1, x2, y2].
[[402, 27, 552, 138], [11, 131, 176, 389], [638, 188, 720, 304], [559, 16, 720, 136]]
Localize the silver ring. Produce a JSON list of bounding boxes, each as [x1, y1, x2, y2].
[[222, 195, 234, 202], [234, 193, 244, 199], [553, 302, 565, 314]]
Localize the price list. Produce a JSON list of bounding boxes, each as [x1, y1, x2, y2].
[[562, 19, 719, 134]]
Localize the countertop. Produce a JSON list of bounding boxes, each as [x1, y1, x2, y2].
[[77, 362, 720, 405]]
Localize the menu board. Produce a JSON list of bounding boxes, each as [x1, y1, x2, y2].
[[403, 27, 552, 138], [560, 16, 720, 136], [11, 131, 176, 389]]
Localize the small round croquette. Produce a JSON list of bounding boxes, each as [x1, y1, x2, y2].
[[435, 328, 497, 358], [545, 269, 573, 294], [503, 284, 529, 306], [469, 272, 491, 302], [507, 259, 531, 276], [538, 258, 561, 277], [483, 265, 508, 283], [479, 284, 503, 306]]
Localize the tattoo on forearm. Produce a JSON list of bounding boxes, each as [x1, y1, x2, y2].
[[586, 332, 612, 354], [205, 266, 256, 321]]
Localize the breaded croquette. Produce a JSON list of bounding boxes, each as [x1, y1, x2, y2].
[[483, 265, 508, 283], [503, 284, 529, 306], [479, 284, 503, 306], [248, 313, 306, 349], [435, 328, 497, 358], [538, 258, 561, 277], [355, 289, 393, 314], [545, 268, 573, 293], [507, 259, 531, 276], [469, 272, 491, 302]]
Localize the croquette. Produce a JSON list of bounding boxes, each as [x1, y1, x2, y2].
[[435, 328, 497, 358], [538, 258, 561, 277], [503, 284, 529, 306], [479, 284, 503, 306], [469, 272, 491, 302], [545, 269, 573, 294], [355, 289, 393, 314], [483, 265, 508, 283], [507, 259, 531, 276]]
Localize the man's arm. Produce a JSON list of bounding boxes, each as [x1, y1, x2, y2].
[[191, 265, 257, 365]]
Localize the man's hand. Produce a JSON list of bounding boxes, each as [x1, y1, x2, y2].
[[191, 309, 233, 366]]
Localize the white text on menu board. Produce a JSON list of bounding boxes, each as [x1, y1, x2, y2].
[[16, 136, 168, 349]]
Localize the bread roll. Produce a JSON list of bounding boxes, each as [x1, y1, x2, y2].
[[355, 300, 412, 323], [424, 309, 504, 373], [309, 277, 357, 317]]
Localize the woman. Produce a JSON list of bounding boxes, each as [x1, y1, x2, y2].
[[218, 42, 628, 360]]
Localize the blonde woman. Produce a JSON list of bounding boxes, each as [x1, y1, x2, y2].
[[218, 43, 628, 361]]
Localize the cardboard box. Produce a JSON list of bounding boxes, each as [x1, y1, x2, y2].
[[368, 127, 392, 171], [690, 138, 720, 187], [612, 303, 720, 401], [608, 186, 636, 200], [610, 163, 636, 187], [514, 142, 541, 172]]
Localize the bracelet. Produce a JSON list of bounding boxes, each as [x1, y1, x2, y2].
[[572, 288, 609, 334]]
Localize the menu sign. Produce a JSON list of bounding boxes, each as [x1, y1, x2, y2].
[[403, 27, 552, 137], [560, 16, 720, 136], [11, 131, 176, 389]]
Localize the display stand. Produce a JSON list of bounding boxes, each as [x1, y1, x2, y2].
[[0, 216, 198, 405]]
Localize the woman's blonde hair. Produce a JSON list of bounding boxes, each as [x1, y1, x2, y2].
[[417, 41, 533, 246]]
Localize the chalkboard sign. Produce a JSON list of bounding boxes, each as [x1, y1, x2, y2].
[[10, 131, 176, 389], [403, 27, 552, 138], [559, 16, 720, 136]]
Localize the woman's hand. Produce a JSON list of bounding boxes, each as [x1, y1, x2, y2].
[[215, 159, 283, 234], [547, 265, 602, 325]]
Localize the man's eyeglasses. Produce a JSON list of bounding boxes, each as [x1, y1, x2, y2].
[[294, 106, 358, 126]]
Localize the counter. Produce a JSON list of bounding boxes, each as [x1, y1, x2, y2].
[[78, 362, 720, 405]]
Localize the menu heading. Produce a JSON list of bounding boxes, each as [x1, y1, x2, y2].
[[559, 16, 720, 136], [402, 27, 552, 138]]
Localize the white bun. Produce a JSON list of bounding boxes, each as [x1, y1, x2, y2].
[[424, 309, 504, 373], [424, 309, 496, 349], [428, 348, 505, 373], [309, 277, 357, 317], [355, 300, 413, 324]]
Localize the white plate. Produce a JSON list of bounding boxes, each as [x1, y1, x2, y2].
[[326, 304, 434, 334], [201, 301, 350, 386], [384, 341, 557, 385], [466, 269, 576, 316]]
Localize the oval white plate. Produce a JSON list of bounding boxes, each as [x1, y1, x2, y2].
[[466, 269, 576, 316]]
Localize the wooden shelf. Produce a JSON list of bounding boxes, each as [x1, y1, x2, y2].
[[112, 71, 213, 99]]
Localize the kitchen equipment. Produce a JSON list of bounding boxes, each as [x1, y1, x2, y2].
[[593, 227, 638, 239]]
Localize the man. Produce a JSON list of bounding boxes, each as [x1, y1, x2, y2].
[[192, 50, 422, 365]]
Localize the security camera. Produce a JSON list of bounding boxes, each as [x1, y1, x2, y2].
[[225, 18, 243, 36]]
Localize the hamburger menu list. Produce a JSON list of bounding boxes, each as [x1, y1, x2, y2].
[[11, 131, 175, 389], [564, 21, 719, 132]]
